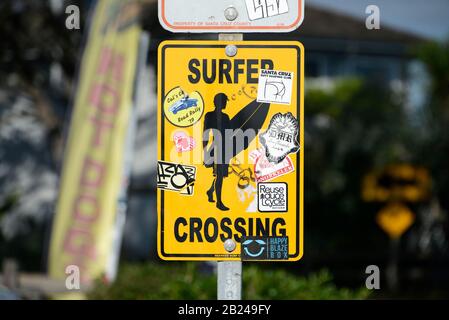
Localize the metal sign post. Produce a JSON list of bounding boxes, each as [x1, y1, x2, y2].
[[217, 261, 242, 300], [217, 33, 244, 301]]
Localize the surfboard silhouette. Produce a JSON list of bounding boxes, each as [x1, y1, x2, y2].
[[203, 94, 271, 211], [228, 99, 270, 160], [204, 99, 271, 165]]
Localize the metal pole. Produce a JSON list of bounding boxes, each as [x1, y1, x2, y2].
[[386, 237, 400, 293], [217, 32, 243, 300], [217, 261, 242, 300], [2, 259, 19, 290]]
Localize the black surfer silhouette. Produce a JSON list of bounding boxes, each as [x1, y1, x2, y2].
[[203, 92, 271, 211], [203, 93, 231, 211]]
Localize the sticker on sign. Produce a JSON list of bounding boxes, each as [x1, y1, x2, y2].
[[257, 69, 294, 105], [158, 0, 304, 33], [258, 182, 288, 212]]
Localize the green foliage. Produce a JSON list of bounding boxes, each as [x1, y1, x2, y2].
[[306, 79, 364, 118], [414, 39, 449, 212], [243, 266, 369, 300], [304, 78, 411, 256], [89, 262, 216, 300], [416, 41, 449, 103], [88, 262, 369, 300], [0, 1, 84, 87]]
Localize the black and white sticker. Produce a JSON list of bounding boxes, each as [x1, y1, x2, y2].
[[257, 69, 293, 105], [260, 112, 300, 164], [245, 0, 289, 21], [157, 161, 196, 195], [258, 182, 288, 212]]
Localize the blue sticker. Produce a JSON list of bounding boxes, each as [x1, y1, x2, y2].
[[241, 236, 288, 260]]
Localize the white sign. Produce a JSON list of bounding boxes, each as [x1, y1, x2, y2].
[[159, 0, 304, 33], [257, 69, 294, 105]]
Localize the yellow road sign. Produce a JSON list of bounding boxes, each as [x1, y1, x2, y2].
[[157, 40, 304, 261], [362, 164, 430, 203], [376, 202, 415, 239]]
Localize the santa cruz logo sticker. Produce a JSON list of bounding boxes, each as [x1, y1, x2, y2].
[[257, 69, 294, 105], [260, 112, 299, 164]]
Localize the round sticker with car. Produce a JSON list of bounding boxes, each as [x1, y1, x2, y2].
[[163, 86, 204, 127]]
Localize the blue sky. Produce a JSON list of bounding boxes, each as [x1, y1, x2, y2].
[[308, 0, 449, 41]]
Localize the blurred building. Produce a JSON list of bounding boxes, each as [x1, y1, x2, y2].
[[296, 6, 424, 81], [295, 6, 428, 112]]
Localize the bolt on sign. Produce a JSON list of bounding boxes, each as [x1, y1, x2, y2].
[[157, 41, 304, 261], [158, 0, 304, 33]]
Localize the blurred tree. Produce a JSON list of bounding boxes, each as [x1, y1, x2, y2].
[[416, 40, 449, 212], [0, 0, 87, 161], [0, 0, 84, 87], [88, 262, 370, 300], [304, 79, 413, 263], [0, 0, 86, 271]]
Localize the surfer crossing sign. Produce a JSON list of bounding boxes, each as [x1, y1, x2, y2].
[[157, 41, 304, 261]]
